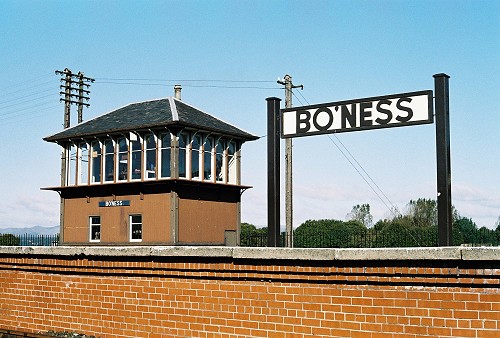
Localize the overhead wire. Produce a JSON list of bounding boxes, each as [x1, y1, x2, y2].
[[292, 88, 423, 243], [291, 90, 306, 106], [0, 82, 55, 106], [0, 74, 53, 93], [0, 100, 59, 122], [0, 74, 59, 125], [95, 81, 279, 90], [95, 77, 276, 83], [93, 77, 281, 90], [325, 134, 396, 217], [331, 135, 401, 218], [0, 92, 55, 112], [0, 74, 282, 125], [293, 89, 399, 215], [295, 89, 310, 106], [0, 73, 86, 129], [293, 87, 422, 243], [1, 104, 60, 126]]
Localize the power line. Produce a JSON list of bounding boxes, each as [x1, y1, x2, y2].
[[0, 92, 55, 112], [95, 80, 279, 90], [324, 134, 422, 244], [294, 88, 408, 221], [0, 74, 281, 127], [175, 84, 279, 90], [327, 135, 394, 217], [292, 86, 397, 216], [0, 82, 55, 105], [332, 134, 400, 217], [94, 77, 275, 83], [291, 91, 306, 106], [0, 103, 60, 124], [0, 74, 53, 94], [296, 89, 310, 105], [0, 100, 59, 122], [93, 77, 280, 90]]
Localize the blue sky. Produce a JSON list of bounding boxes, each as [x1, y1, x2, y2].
[[0, 0, 498, 230]]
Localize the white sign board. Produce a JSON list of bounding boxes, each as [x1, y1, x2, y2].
[[281, 90, 433, 138]]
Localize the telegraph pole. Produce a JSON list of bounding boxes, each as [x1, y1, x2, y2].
[[56, 68, 94, 127], [55, 68, 94, 244], [55, 68, 94, 185], [77, 72, 93, 123], [277, 75, 303, 247], [62, 69, 72, 129]]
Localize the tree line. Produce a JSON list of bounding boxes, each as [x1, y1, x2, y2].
[[241, 198, 500, 248]]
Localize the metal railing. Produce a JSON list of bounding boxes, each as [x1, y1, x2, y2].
[[0, 233, 60, 246], [1, 227, 497, 248], [241, 227, 500, 248]]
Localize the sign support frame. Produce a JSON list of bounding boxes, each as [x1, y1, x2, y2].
[[267, 74, 453, 247], [267, 97, 281, 247], [434, 73, 453, 246]]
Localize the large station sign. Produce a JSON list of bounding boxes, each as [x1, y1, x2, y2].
[[281, 90, 433, 138], [268, 75, 452, 248]]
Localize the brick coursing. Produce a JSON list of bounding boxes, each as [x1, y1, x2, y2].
[[0, 252, 499, 337]]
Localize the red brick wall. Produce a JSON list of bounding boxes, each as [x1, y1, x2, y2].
[[0, 247, 499, 337]]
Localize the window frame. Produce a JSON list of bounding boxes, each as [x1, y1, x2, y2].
[[160, 132, 172, 179], [89, 216, 101, 242], [202, 135, 214, 182], [215, 138, 225, 183], [67, 143, 77, 186], [90, 140, 102, 184], [144, 133, 157, 180], [117, 137, 129, 182], [77, 141, 89, 185], [103, 138, 115, 183], [178, 132, 189, 179], [190, 133, 201, 180], [227, 140, 238, 185], [129, 214, 143, 242], [130, 134, 142, 181]]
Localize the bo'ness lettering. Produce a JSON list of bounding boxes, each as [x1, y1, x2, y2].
[[98, 200, 131, 207], [281, 91, 433, 138]]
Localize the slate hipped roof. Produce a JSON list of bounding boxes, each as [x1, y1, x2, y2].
[[44, 97, 258, 143]]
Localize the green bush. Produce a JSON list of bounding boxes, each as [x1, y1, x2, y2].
[[0, 233, 20, 246], [240, 223, 267, 247], [293, 219, 367, 248]]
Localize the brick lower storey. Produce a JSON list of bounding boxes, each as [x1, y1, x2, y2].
[[0, 246, 499, 337]]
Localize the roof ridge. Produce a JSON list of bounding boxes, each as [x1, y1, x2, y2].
[[168, 97, 179, 121]]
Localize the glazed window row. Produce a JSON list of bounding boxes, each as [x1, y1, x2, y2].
[[64, 131, 240, 186]]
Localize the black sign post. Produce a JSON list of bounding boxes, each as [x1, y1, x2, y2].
[[434, 73, 453, 246], [267, 97, 281, 247]]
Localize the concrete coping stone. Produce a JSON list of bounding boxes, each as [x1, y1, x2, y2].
[[1, 246, 500, 261]]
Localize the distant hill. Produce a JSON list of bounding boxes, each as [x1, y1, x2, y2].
[[0, 225, 59, 236]]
